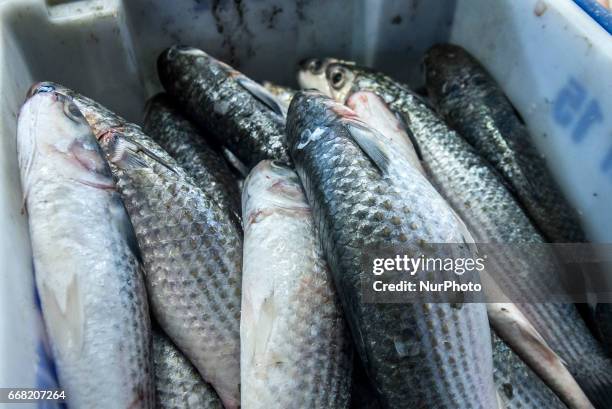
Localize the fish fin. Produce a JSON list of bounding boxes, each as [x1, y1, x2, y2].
[[236, 77, 287, 118], [109, 137, 149, 170], [345, 123, 390, 174], [253, 291, 277, 366], [222, 147, 249, 178], [40, 274, 83, 356], [130, 139, 178, 175], [109, 195, 142, 263], [111, 136, 178, 175], [488, 303, 593, 408], [496, 390, 506, 409], [395, 111, 424, 162]]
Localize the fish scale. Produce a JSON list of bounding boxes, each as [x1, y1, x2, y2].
[[143, 93, 242, 220], [28, 82, 243, 409], [424, 44, 585, 244], [157, 46, 289, 170], [300, 63, 612, 408], [286, 91, 497, 409], [153, 328, 223, 409]]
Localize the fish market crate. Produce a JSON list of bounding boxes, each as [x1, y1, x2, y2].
[[1, 0, 610, 402]]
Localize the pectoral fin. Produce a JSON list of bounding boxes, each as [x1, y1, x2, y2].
[[345, 123, 390, 174], [236, 76, 287, 118]]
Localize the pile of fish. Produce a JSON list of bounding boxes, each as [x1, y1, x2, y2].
[[16, 43, 611, 409]]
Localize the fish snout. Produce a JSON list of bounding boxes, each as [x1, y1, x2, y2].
[[26, 82, 57, 100]]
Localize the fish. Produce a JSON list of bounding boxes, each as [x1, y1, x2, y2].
[[262, 81, 297, 110], [143, 93, 242, 220], [17, 89, 153, 408], [594, 304, 612, 354], [297, 57, 350, 93], [349, 356, 383, 409], [491, 330, 566, 409], [28, 82, 243, 409], [297, 61, 610, 408], [286, 90, 497, 408], [241, 160, 352, 408], [424, 44, 585, 244], [157, 46, 289, 169], [345, 90, 425, 175], [153, 327, 223, 409]]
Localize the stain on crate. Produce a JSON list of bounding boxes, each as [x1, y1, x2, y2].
[[262, 5, 283, 29], [210, 0, 255, 67], [534, 0, 548, 17]]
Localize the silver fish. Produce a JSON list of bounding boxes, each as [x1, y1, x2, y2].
[[157, 46, 289, 169], [143, 93, 242, 221], [153, 328, 223, 409], [17, 89, 153, 408], [299, 61, 607, 409], [241, 160, 352, 408], [286, 90, 497, 408], [424, 44, 585, 243], [28, 82, 242, 409]]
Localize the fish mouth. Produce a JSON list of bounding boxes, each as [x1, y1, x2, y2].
[[270, 160, 293, 171], [269, 161, 301, 183], [25, 83, 78, 111], [26, 82, 57, 100]]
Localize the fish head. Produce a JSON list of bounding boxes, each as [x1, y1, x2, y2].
[[297, 57, 337, 93], [242, 160, 309, 228], [286, 90, 337, 147], [18, 89, 113, 190], [27, 81, 78, 103], [158, 45, 241, 82], [323, 62, 358, 103], [143, 93, 172, 126], [26, 81, 58, 100], [29, 81, 125, 136], [158, 45, 207, 66], [423, 43, 471, 99]]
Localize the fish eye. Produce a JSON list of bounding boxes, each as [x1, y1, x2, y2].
[[308, 59, 323, 74], [329, 68, 345, 89], [63, 100, 83, 123]]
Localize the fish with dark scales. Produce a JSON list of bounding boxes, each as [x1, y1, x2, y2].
[[594, 304, 612, 355], [143, 93, 242, 220], [349, 356, 383, 409], [286, 90, 497, 409], [153, 328, 223, 409], [297, 60, 612, 409], [424, 43, 586, 244], [491, 331, 566, 409], [28, 82, 243, 409], [157, 45, 289, 169]]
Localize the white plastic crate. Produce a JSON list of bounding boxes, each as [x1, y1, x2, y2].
[[0, 0, 609, 405]]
